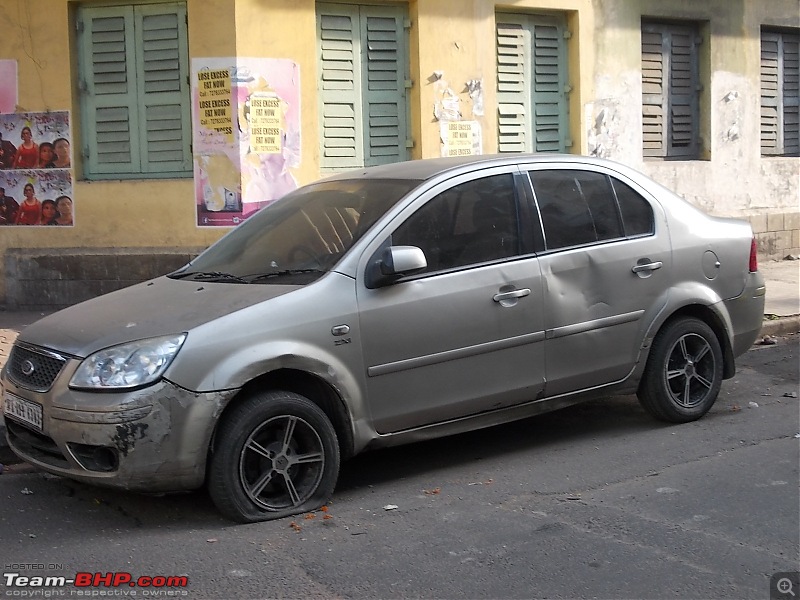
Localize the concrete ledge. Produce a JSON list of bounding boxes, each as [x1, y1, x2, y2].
[[760, 315, 800, 339], [5, 247, 205, 311]]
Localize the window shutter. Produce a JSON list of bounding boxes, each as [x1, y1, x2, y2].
[[135, 3, 191, 173], [79, 6, 141, 174], [361, 7, 408, 166], [761, 33, 781, 155], [531, 18, 568, 152], [497, 22, 531, 152], [497, 14, 568, 154], [642, 22, 699, 159], [318, 4, 363, 169], [782, 33, 799, 155], [667, 28, 699, 157], [641, 29, 666, 157]]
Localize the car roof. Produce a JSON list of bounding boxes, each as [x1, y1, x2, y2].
[[323, 153, 628, 182]]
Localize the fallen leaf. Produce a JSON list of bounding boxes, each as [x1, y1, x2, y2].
[[323, 514, 333, 520], [730, 405, 741, 412], [290, 521, 302, 532], [304, 513, 315, 520], [424, 487, 441, 495]]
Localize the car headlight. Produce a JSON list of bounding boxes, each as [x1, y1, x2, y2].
[[70, 334, 187, 390]]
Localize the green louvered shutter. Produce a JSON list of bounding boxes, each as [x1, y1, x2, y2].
[[79, 6, 141, 174], [361, 7, 407, 166], [318, 4, 363, 169], [135, 3, 191, 173], [497, 23, 531, 152], [497, 14, 569, 154], [78, 2, 190, 178], [641, 22, 700, 159], [531, 17, 568, 152]]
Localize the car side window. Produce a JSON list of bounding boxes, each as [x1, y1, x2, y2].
[[392, 173, 520, 274], [530, 170, 623, 250], [610, 178, 655, 237]]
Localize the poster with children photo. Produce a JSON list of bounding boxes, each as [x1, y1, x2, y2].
[[0, 112, 72, 170], [0, 169, 73, 226]]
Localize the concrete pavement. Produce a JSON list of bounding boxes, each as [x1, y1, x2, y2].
[[1, 258, 798, 463]]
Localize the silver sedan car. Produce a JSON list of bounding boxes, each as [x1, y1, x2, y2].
[[2, 155, 765, 522]]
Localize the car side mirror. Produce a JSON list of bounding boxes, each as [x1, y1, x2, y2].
[[366, 245, 427, 288]]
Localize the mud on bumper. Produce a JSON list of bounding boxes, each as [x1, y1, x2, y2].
[[4, 379, 237, 492]]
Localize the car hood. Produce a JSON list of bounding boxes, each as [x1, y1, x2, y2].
[[16, 276, 303, 358]]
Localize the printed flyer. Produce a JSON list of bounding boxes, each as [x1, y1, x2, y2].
[[191, 57, 301, 227]]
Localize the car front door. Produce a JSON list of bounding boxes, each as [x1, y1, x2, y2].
[[356, 169, 546, 434], [525, 166, 672, 396]]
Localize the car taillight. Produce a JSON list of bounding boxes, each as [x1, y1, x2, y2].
[[749, 237, 758, 272]]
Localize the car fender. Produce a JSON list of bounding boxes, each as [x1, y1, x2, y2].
[[168, 337, 370, 435], [636, 280, 735, 370]]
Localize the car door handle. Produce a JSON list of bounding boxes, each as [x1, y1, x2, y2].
[[493, 288, 531, 302], [631, 261, 663, 274]]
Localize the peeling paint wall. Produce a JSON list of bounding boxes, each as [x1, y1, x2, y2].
[[589, 0, 799, 258], [0, 0, 797, 307]]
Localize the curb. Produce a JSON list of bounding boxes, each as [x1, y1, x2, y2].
[[760, 315, 800, 339], [2, 316, 799, 468]]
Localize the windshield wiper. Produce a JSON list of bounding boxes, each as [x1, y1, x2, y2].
[[245, 269, 323, 283], [170, 271, 249, 283]]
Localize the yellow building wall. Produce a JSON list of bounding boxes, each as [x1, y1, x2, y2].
[[0, 0, 796, 305]]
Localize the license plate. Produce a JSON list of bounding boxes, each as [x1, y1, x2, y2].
[[3, 392, 43, 431]]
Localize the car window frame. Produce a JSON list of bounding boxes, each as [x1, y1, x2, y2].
[[357, 165, 538, 286], [520, 165, 658, 255]]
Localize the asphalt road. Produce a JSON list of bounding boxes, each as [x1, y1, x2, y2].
[[0, 334, 798, 600]]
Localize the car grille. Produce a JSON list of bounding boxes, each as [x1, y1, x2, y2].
[[6, 343, 67, 392]]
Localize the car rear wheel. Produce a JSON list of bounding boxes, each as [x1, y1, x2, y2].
[[208, 391, 340, 523], [638, 317, 723, 423]]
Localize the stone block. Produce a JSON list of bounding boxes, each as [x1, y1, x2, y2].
[[749, 214, 768, 234], [767, 212, 785, 233]]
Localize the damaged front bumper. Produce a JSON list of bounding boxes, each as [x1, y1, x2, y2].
[[2, 356, 238, 492]]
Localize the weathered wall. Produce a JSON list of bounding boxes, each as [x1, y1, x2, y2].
[[0, 0, 797, 309], [589, 0, 799, 260]]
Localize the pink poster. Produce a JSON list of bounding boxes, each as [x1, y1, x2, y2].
[[0, 60, 18, 113], [191, 57, 301, 227]]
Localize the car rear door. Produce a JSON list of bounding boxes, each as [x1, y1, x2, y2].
[[524, 165, 672, 396]]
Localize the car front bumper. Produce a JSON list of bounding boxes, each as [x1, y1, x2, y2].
[[2, 359, 237, 492]]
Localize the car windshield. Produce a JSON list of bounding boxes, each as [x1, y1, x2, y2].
[[170, 178, 420, 284]]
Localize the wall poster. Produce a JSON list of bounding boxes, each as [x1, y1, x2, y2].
[[0, 60, 17, 114], [0, 112, 74, 227], [192, 58, 301, 227]]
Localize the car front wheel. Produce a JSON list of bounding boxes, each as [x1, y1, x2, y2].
[[638, 317, 723, 423], [208, 390, 340, 523]]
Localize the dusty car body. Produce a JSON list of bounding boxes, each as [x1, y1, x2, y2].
[[2, 155, 765, 522]]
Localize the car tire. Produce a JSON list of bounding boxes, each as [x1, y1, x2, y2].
[[637, 317, 723, 423], [208, 390, 340, 523]]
